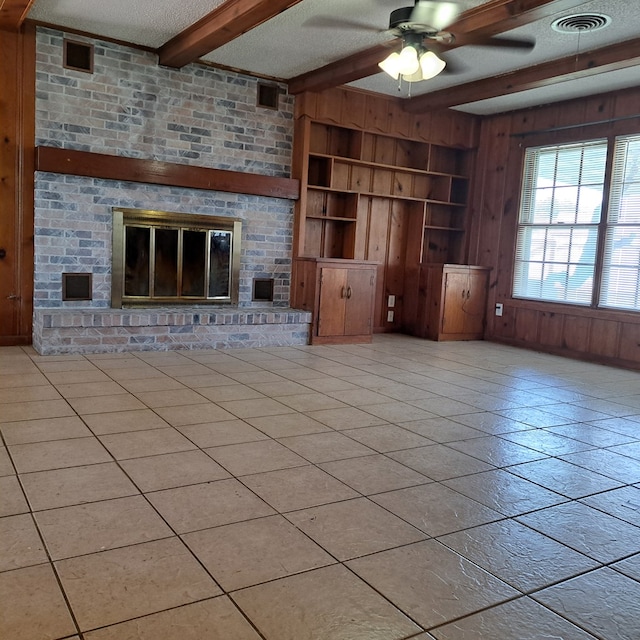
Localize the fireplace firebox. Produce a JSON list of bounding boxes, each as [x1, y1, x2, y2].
[[112, 208, 241, 307]]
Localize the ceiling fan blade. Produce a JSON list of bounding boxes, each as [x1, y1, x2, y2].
[[450, 34, 535, 50], [410, 1, 461, 31], [424, 41, 465, 74], [439, 56, 465, 75], [303, 16, 382, 33]]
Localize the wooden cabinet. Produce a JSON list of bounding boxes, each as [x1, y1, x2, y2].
[[292, 258, 377, 344], [293, 114, 474, 336], [413, 264, 490, 341]]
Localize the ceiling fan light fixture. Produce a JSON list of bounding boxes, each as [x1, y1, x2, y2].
[[398, 44, 421, 75], [379, 45, 446, 83], [378, 52, 403, 80], [419, 50, 446, 80], [379, 43, 421, 78]]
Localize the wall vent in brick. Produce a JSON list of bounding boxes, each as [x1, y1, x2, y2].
[[62, 273, 93, 301], [257, 82, 280, 110], [253, 278, 274, 302], [64, 39, 93, 73]]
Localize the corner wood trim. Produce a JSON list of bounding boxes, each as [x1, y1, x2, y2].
[[35, 146, 300, 201]]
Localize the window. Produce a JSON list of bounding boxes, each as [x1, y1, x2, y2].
[[513, 134, 640, 312], [601, 135, 640, 310]]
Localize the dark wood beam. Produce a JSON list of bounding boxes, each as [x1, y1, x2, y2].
[[0, 0, 34, 31], [158, 0, 304, 69], [404, 37, 640, 112], [36, 147, 300, 200], [448, 0, 592, 37], [288, 40, 400, 96], [287, 0, 591, 95]]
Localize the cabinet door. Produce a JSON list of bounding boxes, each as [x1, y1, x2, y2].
[[344, 268, 375, 336], [318, 267, 347, 337], [441, 271, 469, 335], [463, 272, 488, 334], [441, 269, 488, 336]]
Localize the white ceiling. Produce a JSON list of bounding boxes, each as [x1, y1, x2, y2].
[[27, 0, 640, 114]]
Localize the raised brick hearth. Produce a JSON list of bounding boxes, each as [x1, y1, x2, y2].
[[33, 307, 311, 355]]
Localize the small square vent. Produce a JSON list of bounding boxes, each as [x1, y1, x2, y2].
[[62, 273, 93, 301], [253, 278, 274, 302], [257, 82, 280, 110], [64, 40, 94, 73]]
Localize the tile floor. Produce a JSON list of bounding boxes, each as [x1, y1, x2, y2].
[[1, 335, 639, 640]]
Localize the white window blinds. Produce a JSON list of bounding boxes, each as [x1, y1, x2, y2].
[[513, 141, 607, 305], [600, 134, 640, 311]]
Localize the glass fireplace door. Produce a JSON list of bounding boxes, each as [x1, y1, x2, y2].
[[112, 209, 241, 307]]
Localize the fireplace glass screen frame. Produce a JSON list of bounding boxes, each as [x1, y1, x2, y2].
[[112, 208, 242, 307]]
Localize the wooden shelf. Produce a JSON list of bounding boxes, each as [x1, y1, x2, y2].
[[301, 122, 472, 264], [306, 185, 463, 207], [425, 199, 466, 207], [307, 185, 357, 194], [307, 215, 356, 222], [308, 152, 468, 180]]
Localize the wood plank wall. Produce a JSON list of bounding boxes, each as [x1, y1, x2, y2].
[[0, 23, 35, 345], [296, 87, 479, 149], [469, 86, 640, 370]]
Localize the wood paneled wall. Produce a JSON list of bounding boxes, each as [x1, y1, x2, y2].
[[295, 87, 479, 149], [0, 23, 35, 345], [469, 86, 640, 370]]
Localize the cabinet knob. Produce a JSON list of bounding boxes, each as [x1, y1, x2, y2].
[[346, 286, 352, 299]]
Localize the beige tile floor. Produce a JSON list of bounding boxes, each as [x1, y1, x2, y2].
[[1, 335, 639, 640]]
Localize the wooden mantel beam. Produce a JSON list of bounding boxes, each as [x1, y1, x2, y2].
[[0, 0, 34, 31], [287, 0, 591, 95], [157, 0, 304, 69], [35, 147, 300, 200], [404, 37, 640, 112]]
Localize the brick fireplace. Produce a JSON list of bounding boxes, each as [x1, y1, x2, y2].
[[32, 27, 310, 354]]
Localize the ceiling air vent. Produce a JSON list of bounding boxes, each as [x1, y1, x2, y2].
[[551, 13, 612, 34]]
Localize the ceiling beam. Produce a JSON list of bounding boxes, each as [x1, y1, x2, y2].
[[0, 0, 35, 31], [447, 0, 593, 37], [158, 0, 304, 69], [404, 37, 640, 112], [287, 0, 592, 95], [287, 40, 401, 96]]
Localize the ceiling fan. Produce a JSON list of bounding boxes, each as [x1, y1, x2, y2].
[[382, 1, 535, 82], [310, 1, 535, 84]]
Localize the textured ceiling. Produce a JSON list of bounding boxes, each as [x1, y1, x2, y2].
[[28, 0, 227, 47], [27, 0, 640, 114]]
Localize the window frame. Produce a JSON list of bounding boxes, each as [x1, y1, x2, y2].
[[512, 132, 640, 313], [599, 134, 640, 311]]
